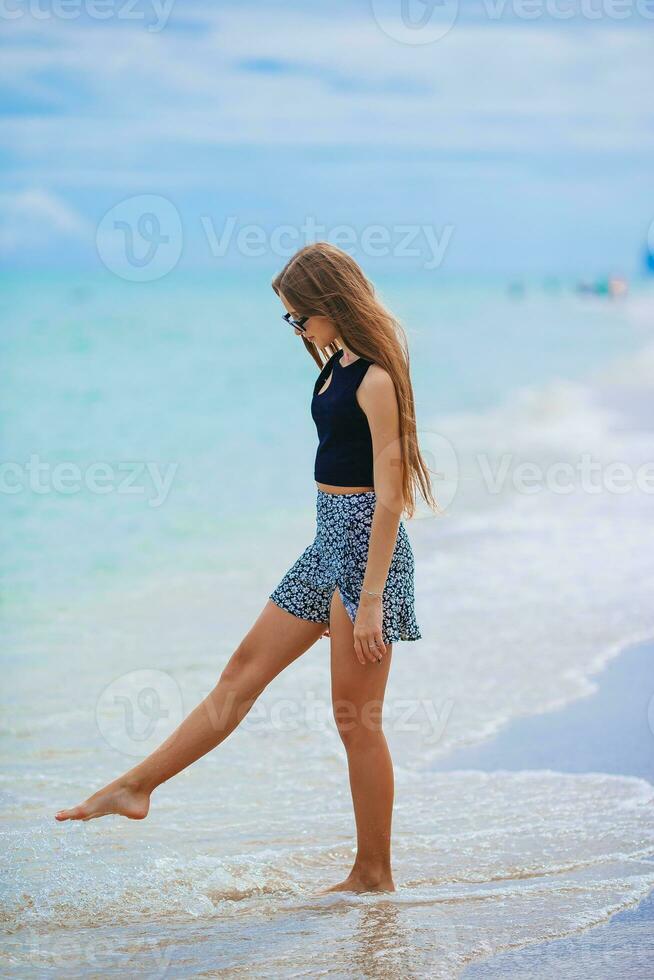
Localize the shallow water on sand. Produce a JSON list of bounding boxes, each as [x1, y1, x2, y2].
[[3, 276, 654, 976]]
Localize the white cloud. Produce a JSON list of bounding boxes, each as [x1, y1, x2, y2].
[[0, 3, 651, 271], [0, 189, 91, 253], [0, 8, 652, 165]]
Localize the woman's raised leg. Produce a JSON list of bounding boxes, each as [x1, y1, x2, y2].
[[55, 601, 327, 822], [320, 587, 395, 894]]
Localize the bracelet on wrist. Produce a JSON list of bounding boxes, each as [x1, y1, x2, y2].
[[361, 586, 384, 599]]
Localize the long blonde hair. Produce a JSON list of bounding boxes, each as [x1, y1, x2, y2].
[[272, 242, 441, 519]]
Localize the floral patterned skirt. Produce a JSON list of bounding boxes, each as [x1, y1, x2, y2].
[[269, 489, 422, 644]]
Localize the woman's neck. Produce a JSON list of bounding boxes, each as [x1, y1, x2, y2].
[[339, 344, 359, 366]]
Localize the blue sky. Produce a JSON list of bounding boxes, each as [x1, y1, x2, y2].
[[1, 0, 653, 277]]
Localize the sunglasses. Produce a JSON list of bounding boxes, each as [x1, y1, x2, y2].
[[282, 312, 309, 333]]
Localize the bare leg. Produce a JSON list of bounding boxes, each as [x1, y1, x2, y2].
[[319, 588, 395, 894], [55, 601, 327, 822]]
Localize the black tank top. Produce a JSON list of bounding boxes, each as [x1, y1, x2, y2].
[[311, 348, 374, 486]]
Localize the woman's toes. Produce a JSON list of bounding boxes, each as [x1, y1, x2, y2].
[[55, 806, 81, 821]]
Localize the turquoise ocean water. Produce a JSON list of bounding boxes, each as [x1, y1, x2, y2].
[[2, 272, 649, 623], [3, 273, 654, 976]]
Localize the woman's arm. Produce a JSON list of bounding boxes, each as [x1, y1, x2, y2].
[[352, 365, 404, 664]]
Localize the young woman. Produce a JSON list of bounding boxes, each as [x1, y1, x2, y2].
[[55, 243, 438, 895]]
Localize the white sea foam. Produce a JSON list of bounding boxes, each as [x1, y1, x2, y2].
[[2, 769, 653, 977]]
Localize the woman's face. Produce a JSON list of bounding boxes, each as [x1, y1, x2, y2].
[[278, 291, 338, 349]]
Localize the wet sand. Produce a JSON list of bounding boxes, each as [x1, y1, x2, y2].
[[431, 636, 654, 978]]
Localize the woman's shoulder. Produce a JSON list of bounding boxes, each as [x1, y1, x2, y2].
[[362, 360, 392, 386], [360, 361, 395, 401]]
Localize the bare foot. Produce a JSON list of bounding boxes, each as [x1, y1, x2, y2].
[[55, 778, 150, 823], [317, 870, 395, 895]]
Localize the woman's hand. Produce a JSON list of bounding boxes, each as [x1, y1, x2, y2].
[[353, 594, 385, 665]]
